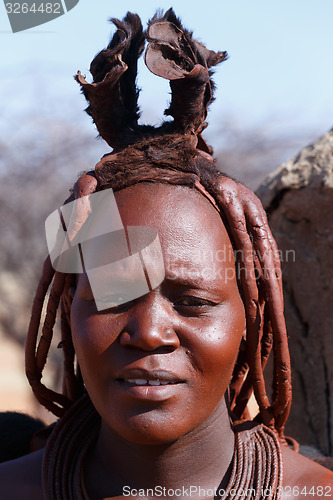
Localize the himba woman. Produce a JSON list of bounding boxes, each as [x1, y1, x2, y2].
[[0, 9, 332, 500]]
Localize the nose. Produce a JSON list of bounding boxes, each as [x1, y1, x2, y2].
[[119, 292, 180, 352]]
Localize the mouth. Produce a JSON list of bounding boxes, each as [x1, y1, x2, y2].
[[123, 378, 180, 386], [115, 369, 186, 400], [116, 368, 185, 384]]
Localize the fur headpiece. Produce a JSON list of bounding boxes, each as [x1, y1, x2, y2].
[[75, 9, 227, 153]]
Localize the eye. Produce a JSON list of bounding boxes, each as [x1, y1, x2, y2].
[[96, 295, 135, 313], [173, 295, 217, 314], [97, 294, 126, 304]]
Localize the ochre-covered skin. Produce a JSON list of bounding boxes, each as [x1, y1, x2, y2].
[[71, 183, 244, 495], [71, 184, 245, 446]]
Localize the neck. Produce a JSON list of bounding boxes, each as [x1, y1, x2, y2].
[[85, 399, 235, 498]]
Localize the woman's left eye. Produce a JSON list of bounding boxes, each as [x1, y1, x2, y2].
[[174, 296, 216, 308]]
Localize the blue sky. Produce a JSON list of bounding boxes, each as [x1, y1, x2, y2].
[[1, 0, 332, 145]]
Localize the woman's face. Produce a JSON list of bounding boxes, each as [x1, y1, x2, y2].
[[71, 183, 245, 444]]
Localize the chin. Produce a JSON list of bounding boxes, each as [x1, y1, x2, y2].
[[107, 410, 191, 446]]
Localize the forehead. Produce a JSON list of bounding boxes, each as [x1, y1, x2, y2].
[[113, 183, 236, 282], [115, 182, 226, 239]]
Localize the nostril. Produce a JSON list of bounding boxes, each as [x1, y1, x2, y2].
[[119, 330, 132, 345], [165, 329, 177, 340], [154, 346, 177, 354]]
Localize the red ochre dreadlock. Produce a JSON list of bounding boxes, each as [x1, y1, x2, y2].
[[25, 9, 292, 441]]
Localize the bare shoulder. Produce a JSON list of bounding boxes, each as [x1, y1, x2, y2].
[[0, 449, 44, 500], [281, 445, 333, 499]]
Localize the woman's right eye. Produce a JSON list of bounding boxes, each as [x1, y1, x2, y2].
[[97, 295, 125, 304], [95, 295, 135, 313]]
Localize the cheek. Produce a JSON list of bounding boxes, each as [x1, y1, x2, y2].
[[70, 299, 121, 381], [187, 299, 245, 392]]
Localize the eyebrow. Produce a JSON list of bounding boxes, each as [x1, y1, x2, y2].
[[162, 273, 225, 294]]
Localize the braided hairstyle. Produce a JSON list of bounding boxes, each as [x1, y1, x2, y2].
[[25, 9, 292, 440]]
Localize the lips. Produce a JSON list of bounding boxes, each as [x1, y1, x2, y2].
[[124, 379, 177, 386], [115, 368, 186, 399], [116, 368, 185, 385]]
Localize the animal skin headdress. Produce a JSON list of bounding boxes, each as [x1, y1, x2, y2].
[[75, 9, 227, 154]]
